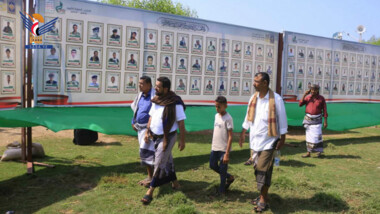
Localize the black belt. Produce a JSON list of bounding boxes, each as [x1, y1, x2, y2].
[[151, 131, 177, 140]]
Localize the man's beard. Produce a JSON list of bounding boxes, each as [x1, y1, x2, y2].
[[156, 90, 163, 96]]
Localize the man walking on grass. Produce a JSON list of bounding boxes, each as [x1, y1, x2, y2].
[[131, 76, 155, 187], [239, 72, 288, 212], [299, 84, 328, 158], [141, 77, 186, 205]]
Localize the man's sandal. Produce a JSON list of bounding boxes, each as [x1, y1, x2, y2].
[[302, 153, 311, 158], [141, 195, 153, 205], [225, 177, 235, 190], [254, 202, 269, 213], [244, 159, 253, 165], [250, 196, 260, 205]]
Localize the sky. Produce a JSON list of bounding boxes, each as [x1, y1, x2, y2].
[[175, 0, 380, 42]]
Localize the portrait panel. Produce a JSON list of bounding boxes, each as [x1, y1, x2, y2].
[[87, 22, 103, 45], [106, 48, 121, 70], [65, 70, 81, 93], [66, 19, 83, 43], [44, 17, 62, 41], [86, 70, 102, 93], [125, 49, 140, 71], [43, 43, 61, 67], [105, 71, 121, 93], [43, 69, 60, 92], [126, 26, 140, 48]]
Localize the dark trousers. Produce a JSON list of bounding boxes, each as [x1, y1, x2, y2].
[[209, 150, 232, 193]]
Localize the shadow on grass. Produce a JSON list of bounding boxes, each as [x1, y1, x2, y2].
[[320, 155, 361, 159], [281, 159, 316, 167], [156, 179, 256, 204], [92, 141, 123, 146], [0, 159, 145, 213], [269, 192, 349, 213]]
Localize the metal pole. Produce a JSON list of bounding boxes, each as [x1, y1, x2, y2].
[[276, 33, 284, 95], [21, 0, 27, 163], [26, 0, 34, 174]]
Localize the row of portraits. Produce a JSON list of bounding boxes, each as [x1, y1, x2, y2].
[[43, 44, 274, 77], [286, 62, 380, 82], [287, 45, 380, 69], [46, 18, 274, 60], [286, 78, 380, 96], [41, 69, 254, 96]]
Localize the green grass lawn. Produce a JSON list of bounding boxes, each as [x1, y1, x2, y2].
[[1, 126, 380, 214]]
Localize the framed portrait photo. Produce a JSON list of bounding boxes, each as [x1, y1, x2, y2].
[[175, 75, 187, 95], [1, 43, 15, 68], [177, 33, 189, 53], [161, 31, 174, 52], [242, 61, 252, 78], [107, 24, 122, 46], [232, 40, 242, 58], [144, 29, 158, 50], [191, 55, 202, 75], [191, 35, 203, 55], [266, 45, 274, 61], [189, 76, 201, 95], [1, 70, 16, 94], [203, 76, 215, 95], [44, 17, 61, 41], [86, 70, 102, 93], [124, 73, 138, 93], [43, 43, 61, 67], [160, 53, 173, 73], [105, 71, 121, 93], [106, 48, 122, 70], [143, 51, 157, 72], [206, 37, 217, 56], [176, 54, 188, 74], [87, 46, 103, 69], [244, 42, 253, 60], [87, 21, 103, 45], [219, 39, 229, 57], [230, 78, 240, 95], [205, 57, 216, 75], [65, 70, 81, 93], [255, 44, 264, 61], [231, 60, 241, 77], [218, 58, 228, 76], [125, 49, 140, 71], [66, 44, 82, 68], [66, 19, 83, 43], [1, 16, 15, 41], [217, 77, 227, 95], [126, 26, 140, 48], [242, 79, 252, 96], [43, 69, 60, 92]]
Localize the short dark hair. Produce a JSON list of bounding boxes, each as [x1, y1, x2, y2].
[[255, 72, 270, 85], [215, 96, 227, 105], [157, 76, 171, 90], [140, 76, 151, 85]]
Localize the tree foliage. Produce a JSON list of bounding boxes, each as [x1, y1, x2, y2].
[[365, 35, 380, 46], [100, 0, 198, 18]]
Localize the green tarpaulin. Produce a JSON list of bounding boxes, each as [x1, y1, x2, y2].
[[0, 103, 379, 135]]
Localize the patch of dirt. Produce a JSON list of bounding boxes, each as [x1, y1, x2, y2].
[[0, 126, 118, 147]]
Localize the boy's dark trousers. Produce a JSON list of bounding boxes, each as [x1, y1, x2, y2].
[[209, 150, 232, 193]]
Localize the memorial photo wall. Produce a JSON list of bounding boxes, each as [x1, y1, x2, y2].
[[282, 31, 380, 102], [35, 0, 279, 106], [0, 0, 23, 108]]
